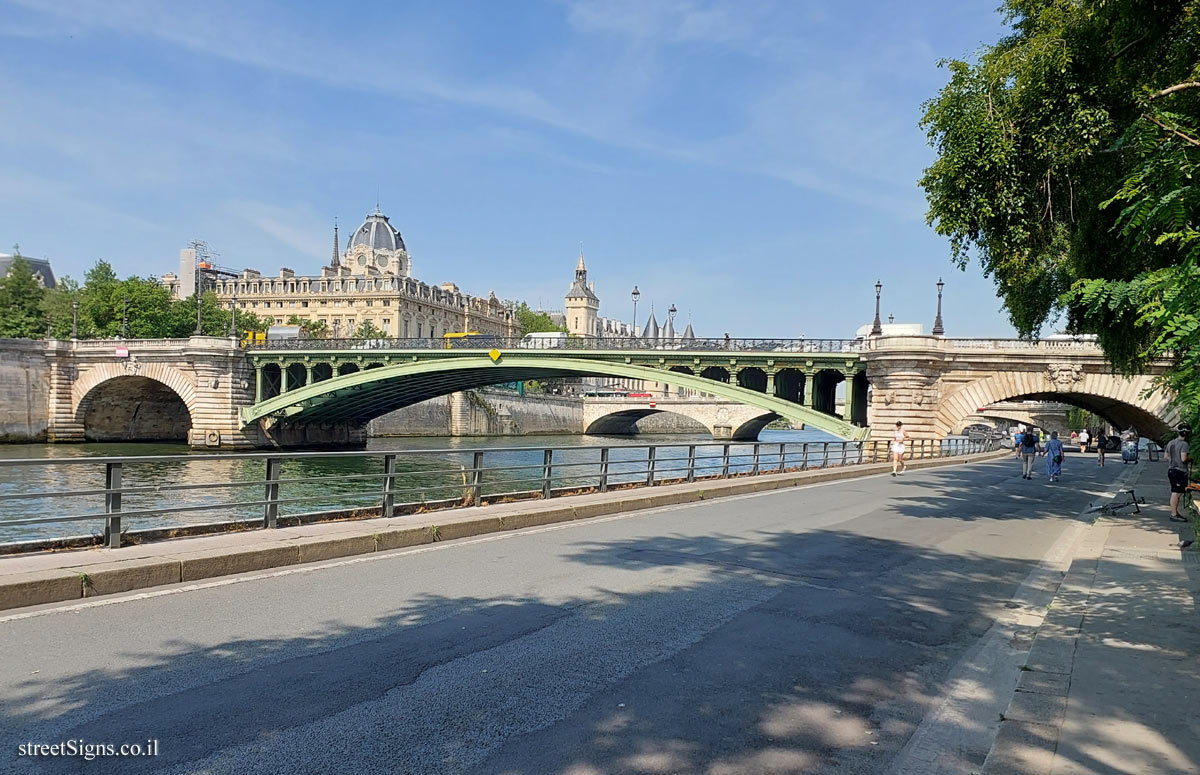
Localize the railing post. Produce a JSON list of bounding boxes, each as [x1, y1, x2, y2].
[[687, 445, 697, 482], [777, 443, 786, 473], [542, 449, 553, 499], [263, 456, 281, 529], [822, 441, 830, 468], [599, 447, 610, 492], [471, 451, 484, 506], [104, 461, 122, 549], [646, 446, 657, 486], [800, 442, 809, 470], [857, 442, 864, 465], [721, 444, 730, 478], [751, 443, 761, 474], [382, 453, 397, 516]]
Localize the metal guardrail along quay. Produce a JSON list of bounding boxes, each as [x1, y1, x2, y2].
[[0, 438, 999, 550]]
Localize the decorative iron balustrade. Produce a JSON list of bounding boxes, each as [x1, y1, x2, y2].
[[247, 337, 868, 353]]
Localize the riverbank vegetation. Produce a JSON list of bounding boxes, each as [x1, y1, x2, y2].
[[920, 0, 1200, 434]]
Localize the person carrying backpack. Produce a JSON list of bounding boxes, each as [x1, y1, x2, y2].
[[1020, 430, 1041, 479]]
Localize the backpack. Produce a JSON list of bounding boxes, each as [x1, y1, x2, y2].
[[1022, 434, 1038, 450]]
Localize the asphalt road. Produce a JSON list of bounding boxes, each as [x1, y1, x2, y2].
[[0, 454, 1135, 775]]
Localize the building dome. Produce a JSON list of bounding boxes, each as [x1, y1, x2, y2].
[[348, 209, 406, 253]]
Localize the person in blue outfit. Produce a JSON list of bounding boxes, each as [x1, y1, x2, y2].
[[1043, 430, 1065, 482]]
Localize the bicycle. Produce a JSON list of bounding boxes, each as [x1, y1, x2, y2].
[[1178, 480, 1200, 548], [1090, 488, 1146, 516]]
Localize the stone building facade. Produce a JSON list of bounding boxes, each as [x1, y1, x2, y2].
[[162, 208, 515, 339]]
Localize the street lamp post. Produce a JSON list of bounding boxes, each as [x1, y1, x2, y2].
[[870, 280, 883, 336], [932, 277, 946, 336], [228, 294, 239, 337], [194, 261, 204, 336], [71, 300, 78, 339], [631, 286, 641, 337]]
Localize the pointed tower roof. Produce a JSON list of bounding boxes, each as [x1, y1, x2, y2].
[[662, 315, 675, 341], [681, 323, 696, 343], [331, 218, 340, 268], [641, 311, 660, 341], [566, 248, 598, 301]]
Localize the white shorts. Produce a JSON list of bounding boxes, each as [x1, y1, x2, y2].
[[892, 442, 906, 454]]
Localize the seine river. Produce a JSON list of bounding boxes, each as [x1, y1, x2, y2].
[[0, 429, 846, 544]]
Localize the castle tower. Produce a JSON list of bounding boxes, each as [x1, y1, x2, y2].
[[564, 249, 600, 337]]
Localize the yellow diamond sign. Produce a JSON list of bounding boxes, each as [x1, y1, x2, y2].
[[488, 349, 502, 363]]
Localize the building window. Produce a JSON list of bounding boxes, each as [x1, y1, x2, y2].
[[302, 301, 309, 308], [276, 301, 284, 308], [403, 320, 409, 337], [382, 299, 390, 306], [320, 282, 327, 292]]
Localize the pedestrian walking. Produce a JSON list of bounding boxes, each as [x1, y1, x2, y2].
[[1043, 431, 1065, 481], [1166, 424, 1191, 523], [891, 421, 909, 477], [1020, 430, 1040, 479], [1070, 430, 1078, 446], [1077, 428, 1090, 455], [1013, 429, 1024, 459]]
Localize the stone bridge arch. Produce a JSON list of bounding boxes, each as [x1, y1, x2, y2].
[[582, 398, 778, 440], [935, 369, 1180, 440], [71, 362, 198, 442]]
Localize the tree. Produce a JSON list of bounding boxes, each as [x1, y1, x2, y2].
[[354, 320, 387, 339], [41, 276, 84, 339], [286, 315, 329, 339], [0, 256, 47, 338], [509, 301, 564, 335], [920, 1, 1200, 434]]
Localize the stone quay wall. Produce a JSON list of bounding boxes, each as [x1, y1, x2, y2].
[[0, 339, 50, 442]]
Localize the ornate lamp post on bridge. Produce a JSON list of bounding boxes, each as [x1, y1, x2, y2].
[[870, 280, 883, 336], [932, 277, 946, 336], [631, 286, 641, 338], [228, 293, 239, 338], [70, 300, 78, 339]]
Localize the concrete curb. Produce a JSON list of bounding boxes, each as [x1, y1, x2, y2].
[[0, 449, 1006, 612]]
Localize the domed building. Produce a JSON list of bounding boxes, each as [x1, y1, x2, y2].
[[163, 207, 514, 339], [341, 208, 410, 278]]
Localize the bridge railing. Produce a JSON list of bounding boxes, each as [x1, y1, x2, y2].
[[0, 437, 999, 550], [246, 336, 867, 353]]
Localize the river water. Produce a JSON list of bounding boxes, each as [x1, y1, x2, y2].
[[0, 429, 849, 544]]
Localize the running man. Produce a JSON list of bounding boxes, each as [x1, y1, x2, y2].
[[1043, 431, 1065, 482], [1166, 425, 1191, 523], [891, 421, 909, 477], [1077, 428, 1090, 455], [1019, 430, 1041, 479]]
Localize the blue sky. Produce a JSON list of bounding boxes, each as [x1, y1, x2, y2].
[[0, 0, 1019, 337]]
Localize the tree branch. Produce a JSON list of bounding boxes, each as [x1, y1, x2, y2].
[[1143, 113, 1200, 146], [1149, 82, 1200, 100], [1111, 35, 1146, 61]]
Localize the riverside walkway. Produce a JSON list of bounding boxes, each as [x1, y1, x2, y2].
[[1, 455, 1195, 774]]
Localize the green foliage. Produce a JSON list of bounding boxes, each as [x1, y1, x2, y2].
[[286, 314, 329, 339], [921, 0, 1200, 431], [0, 256, 48, 338], [353, 320, 387, 339], [509, 301, 564, 335], [1066, 407, 1105, 431]]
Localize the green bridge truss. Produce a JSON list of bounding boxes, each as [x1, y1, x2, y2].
[[241, 347, 870, 440]]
